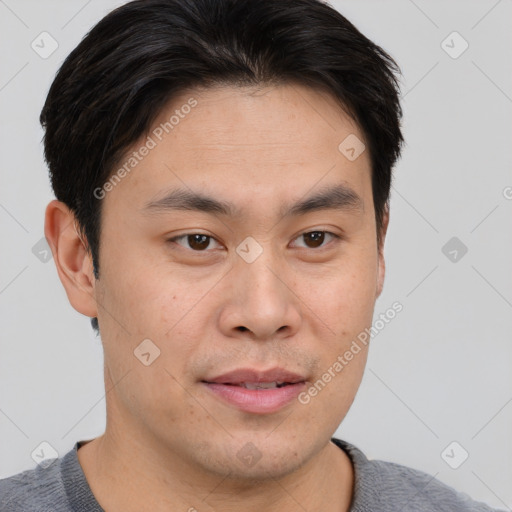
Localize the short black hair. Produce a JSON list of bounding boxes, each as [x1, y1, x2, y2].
[[40, 0, 404, 335]]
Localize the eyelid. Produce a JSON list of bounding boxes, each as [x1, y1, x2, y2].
[[167, 233, 223, 251], [290, 230, 342, 249], [167, 229, 342, 252]]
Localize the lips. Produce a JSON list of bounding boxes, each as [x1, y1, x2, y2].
[[202, 367, 306, 386], [201, 367, 307, 414]]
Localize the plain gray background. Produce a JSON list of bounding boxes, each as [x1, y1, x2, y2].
[[0, 0, 511, 509]]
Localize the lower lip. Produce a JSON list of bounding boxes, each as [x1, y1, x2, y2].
[[202, 382, 306, 414]]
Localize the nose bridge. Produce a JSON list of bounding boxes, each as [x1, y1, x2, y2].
[[242, 257, 284, 301], [237, 241, 287, 307], [223, 238, 301, 339]]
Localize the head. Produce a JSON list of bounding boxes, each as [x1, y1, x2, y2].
[[43, 0, 403, 482]]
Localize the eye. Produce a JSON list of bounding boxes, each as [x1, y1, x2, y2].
[[291, 230, 341, 249], [167, 233, 222, 251]]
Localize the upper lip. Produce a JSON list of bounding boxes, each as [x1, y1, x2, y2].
[[203, 367, 306, 385]]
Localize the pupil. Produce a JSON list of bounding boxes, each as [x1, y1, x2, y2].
[[305, 231, 324, 248], [189, 234, 209, 250]]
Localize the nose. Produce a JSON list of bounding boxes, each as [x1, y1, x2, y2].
[[218, 252, 302, 341]]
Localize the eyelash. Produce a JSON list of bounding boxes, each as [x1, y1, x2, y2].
[[167, 230, 342, 252]]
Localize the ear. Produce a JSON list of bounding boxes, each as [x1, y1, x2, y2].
[[44, 200, 98, 318], [376, 205, 390, 300]]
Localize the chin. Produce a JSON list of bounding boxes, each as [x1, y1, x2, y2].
[[194, 433, 313, 481]]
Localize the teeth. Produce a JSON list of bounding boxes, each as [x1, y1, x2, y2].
[[240, 381, 284, 389]]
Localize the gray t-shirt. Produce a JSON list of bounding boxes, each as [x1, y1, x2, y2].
[[0, 437, 505, 511]]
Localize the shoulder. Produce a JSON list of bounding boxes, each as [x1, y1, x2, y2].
[[0, 456, 68, 512], [368, 458, 499, 511], [331, 437, 505, 512]]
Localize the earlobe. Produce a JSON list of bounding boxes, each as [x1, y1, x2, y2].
[[44, 200, 98, 318]]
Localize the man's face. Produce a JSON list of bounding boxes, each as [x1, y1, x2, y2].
[[93, 83, 386, 479]]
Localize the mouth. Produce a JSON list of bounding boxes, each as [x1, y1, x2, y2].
[[216, 381, 297, 389], [201, 368, 307, 414]]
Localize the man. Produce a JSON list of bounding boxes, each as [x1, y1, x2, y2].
[[0, 0, 504, 510]]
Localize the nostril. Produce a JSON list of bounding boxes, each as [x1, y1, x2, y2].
[[237, 326, 248, 332]]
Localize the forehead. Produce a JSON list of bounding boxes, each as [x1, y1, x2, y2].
[[104, 83, 372, 217], [162, 83, 363, 154]]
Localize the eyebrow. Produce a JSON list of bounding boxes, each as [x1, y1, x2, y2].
[[281, 184, 364, 218], [142, 183, 364, 218]]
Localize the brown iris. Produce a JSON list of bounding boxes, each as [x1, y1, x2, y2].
[[303, 231, 325, 248], [187, 234, 210, 250]]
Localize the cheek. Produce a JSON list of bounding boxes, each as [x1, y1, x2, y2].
[[100, 250, 182, 334], [323, 352, 368, 426], [297, 340, 368, 439], [296, 250, 378, 336]]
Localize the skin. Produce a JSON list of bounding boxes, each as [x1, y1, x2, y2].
[[45, 83, 389, 512]]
